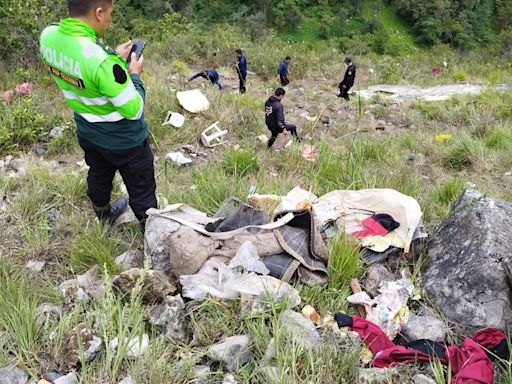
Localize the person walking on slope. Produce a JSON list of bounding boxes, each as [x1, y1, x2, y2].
[[40, 0, 157, 228], [277, 56, 291, 86], [234, 48, 247, 94], [188, 69, 223, 89], [338, 56, 356, 101], [265, 87, 300, 148]]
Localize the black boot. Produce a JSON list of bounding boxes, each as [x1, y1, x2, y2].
[[93, 197, 128, 224]]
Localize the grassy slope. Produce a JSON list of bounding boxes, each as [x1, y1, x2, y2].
[[1, 20, 512, 383]]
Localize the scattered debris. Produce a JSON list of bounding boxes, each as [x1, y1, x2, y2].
[[162, 111, 185, 127], [110, 334, 149, 359], [257, 134, 268, 144], [200, 121, 228, 148], [222, 373, 237, 384], [165, 152, 193, 166], [2, 82, 32, 104], [299, 144, 318, 162], [207, 335, 251, 371], [192, 366, 210, 383], [118, 377, 134, 384], [177, 89, 209, 113], [364, 264, 396, 297], [149, 294, 189, 343], [435, 133, 452, 142], [228, 241, 270, 275], [358, 367, 396, 384], [412, 373, 437, 384], [301, 305, 321, 323]]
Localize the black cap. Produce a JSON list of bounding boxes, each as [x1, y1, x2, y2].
[[344, 56, 352, 63]]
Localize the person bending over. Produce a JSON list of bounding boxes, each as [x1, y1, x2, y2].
[[188, 69, 223, 90]]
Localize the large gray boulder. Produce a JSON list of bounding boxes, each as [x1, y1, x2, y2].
[[424, 190, 512, 330]]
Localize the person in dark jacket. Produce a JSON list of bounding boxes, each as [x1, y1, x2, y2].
[[338, 56, 356, 100], [265, 87, 300, 148], [277, 56, 291, 86], [188, 69, 223, 89], [234, 48, 247, 94]]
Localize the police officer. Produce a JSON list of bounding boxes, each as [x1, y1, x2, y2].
[[234, 48, 247, 94], [265, 88, 300, 148], [187, 69, 223, 90], [40, 0, 157, 228], [338, 56, 356, 101], [277, 56, 291, 86]]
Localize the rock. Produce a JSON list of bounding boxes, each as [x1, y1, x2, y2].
[[279, 310, 321, 348], [358, 367, 396, 383], [401, 314, 447, 342], [261, 338, 275, 364], [35, 303, 63, 325], [114, 207, 137, 227], [192, 366, 210, 383], [424, 190, 512, 330], [57, 324, 102, 372], [33, 143, 47, 156], [112, 268, 177, 303], [207, 335, 251, 371], [25, 260, 46, 273], [58, 266, 105, 306], [222, 374, 237, 384], [43, 371, 62, 382], [38, 380, 52, 384], [0, 366, 29, 384], [320, 115, 330, 125], [504, 171, 512, 177], [53, 372, 79, 384], [49, 126, 64, 138], [413, 373, 437, 384], [364, 264, 395, 297], [148, 294, 188, 343], [110, 334, 149, 359], [8, 159, 26, 173], [47, 207, 61, 223], [115, 250, 143, 270], [144, 216, 181, 275], [118, 376, 134, 384]]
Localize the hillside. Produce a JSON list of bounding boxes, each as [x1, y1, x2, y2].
[[1, 1, 512, 383]]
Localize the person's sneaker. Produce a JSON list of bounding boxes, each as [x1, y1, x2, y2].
[[94, 197, 128, 224]]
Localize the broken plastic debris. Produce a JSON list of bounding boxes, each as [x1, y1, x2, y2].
[[228, 241, 270, 275], [257, 134, 268, 144], [162, 111, 185, 127], [176, 89, 210, 113], [200, 121, 228, 147], [300, 144, 318, 162], [435, 133, 452, 142], [165, 152, 193, 166]]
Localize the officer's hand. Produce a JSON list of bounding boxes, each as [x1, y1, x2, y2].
[[116, 40, 132, 61], [128, 53, 144, 76]]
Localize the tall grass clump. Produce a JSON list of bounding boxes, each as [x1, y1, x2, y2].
[[223, 148, 259, 177], [327, 233, 363, 290], [443, 136, 488, 170], [485, 128, 512, 150]]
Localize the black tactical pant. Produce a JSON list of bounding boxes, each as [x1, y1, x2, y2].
[[267, 123, 299, 148], [339, 82, 352, 101], [78, 137, 157, 222], [238, 72, 247, 94]]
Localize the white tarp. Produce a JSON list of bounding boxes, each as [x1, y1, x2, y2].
[[176, 89, 210, 113]]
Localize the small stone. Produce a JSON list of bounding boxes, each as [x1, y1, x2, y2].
[[114, 207, 137, 227], [112, 269, 177, 303], [207, 335, 251, 371], [118, 376, 134, 384], [222, 373, 237, 384], [110, 334, 149, 359], [44, 371, 62, 382], [364, 264, 396, 297], [9, 159, 26, 172], [57, 324, 101, 372], [0, 366, 29, 384], [35, 303, 63, 325], [192, 366, 210, 383], [503, 171, 512, 177], [49, 126, 64, 138], [402, 314, 447, 342], [25, 260, 46, 273], [38, 380, 52, 384], [279, 310, 321, 348], [413, 373, 437, 384], [261, 338, 275, 364], [53, 372, 79, 384], [48, 207, 61, 223], [149, 294, 188, 343], [33, 143, 47, 156], [115, 250, 143, 270], [358, 367, 396, 383]]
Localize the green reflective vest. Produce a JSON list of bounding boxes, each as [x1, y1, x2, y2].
[[40, 18, 147, 150]]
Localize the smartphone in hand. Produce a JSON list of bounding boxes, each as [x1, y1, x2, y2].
[[126, 39, 146, 64]]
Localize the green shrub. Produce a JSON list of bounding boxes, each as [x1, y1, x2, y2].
[[452, 69, 468, 82], [327, 233, 363, 290], [485, 128, 512, 149], [223, 148, 259, 177], [444, 136, 488, 170]]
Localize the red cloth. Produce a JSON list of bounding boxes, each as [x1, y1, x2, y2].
[[447, 339, 494, 384], [347, 316, 502, 384], [433, 66, 441, 74], [352, 217, 389, 239]]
